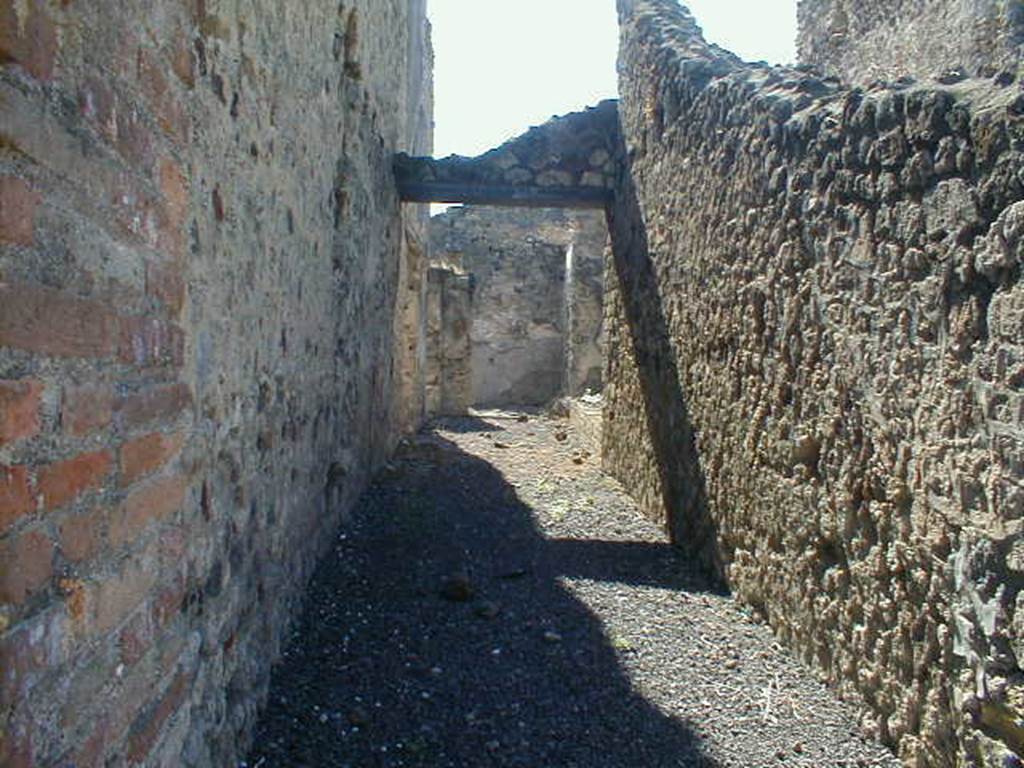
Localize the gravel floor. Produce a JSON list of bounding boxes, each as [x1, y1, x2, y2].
[[246, 410, 901, 768]]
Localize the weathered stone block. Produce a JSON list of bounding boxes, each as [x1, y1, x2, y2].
[[109, 474, 189, 550], [0, 380, 42, 447], [0, 465, 34, 534], [0, 0, 58, 81], [0, 176, 41, 246], [61, 385, 115, 437], [118, 432, 186, 487], [37, 450, 113, 512], [0, 283, 121, 360], [0, 529, 53, 605]]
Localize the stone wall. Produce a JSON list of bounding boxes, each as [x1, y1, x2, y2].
[[0, 1, 430, 766], [429, 206, 606, 407], [798, 0, 1024, 84], [608, 1, 1024, 765]]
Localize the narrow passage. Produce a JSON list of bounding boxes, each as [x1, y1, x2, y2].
[[247, 411, 900, 768]]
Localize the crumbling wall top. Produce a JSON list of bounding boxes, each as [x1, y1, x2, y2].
[[395, 100, 620, 208], [797, 0, 1024, 85]]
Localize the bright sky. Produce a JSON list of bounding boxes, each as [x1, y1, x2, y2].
[[428, 0, 797, 159]]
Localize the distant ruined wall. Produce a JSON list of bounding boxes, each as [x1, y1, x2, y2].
[[609, 1, 1024, 765], [798, 0, 1024, 84], [0, 2, 430, 766], [429, 206, 606, 407], [425, 266, 472, 417]]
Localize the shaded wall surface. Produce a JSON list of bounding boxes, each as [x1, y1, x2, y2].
[[429, 206, 606, 407], [0, 1, 430, 765], [798, 0, 1024, 84], [609, 1, 1024, 765]]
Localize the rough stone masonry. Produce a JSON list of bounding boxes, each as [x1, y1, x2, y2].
[[0, 1, 430, 765], [606, 1, 1024, 766]]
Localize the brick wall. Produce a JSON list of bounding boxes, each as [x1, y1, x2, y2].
[[0, 1, 430, 765]]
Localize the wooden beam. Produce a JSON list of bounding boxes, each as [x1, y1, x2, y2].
[[397, 181, 612, 209]]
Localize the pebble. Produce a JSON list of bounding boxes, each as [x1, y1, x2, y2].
[[475, 600, 501, 619], [347, 706, 369, 726], [440, 574, 474, 602]]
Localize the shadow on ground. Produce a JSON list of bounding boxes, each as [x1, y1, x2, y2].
[[247, 424, 721, 768]]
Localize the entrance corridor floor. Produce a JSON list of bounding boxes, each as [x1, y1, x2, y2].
[[247, 410, 900, 768]]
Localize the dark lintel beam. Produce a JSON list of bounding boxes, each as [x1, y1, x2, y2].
[[397, 182, 612, 210]]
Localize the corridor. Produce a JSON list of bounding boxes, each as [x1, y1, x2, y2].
[[246, 411, 899, 768]]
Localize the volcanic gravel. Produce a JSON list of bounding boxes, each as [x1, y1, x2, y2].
[[246, 410, 901, 768]]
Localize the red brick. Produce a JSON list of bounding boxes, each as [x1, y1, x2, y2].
[[59, 576, 87, 627], [81, 74, 136, 163], [0, 464, 33, 533], [37, 450, 113, 512], [156, 158, 190, 261], [0, 529, 53, 605], [118, 316, 185, 367], [169, 34, 195, 89], [146, 260, 186, 316], [125, 669, 189, 763], [120, 431, 185, 486], [0, 379, 42, 447], [0, 176, 41, 246], [118, 606, 153, 666], [0, 283, 120, 359], [159, 159, 189, 230], [62, 384, 115, 437], [114, 106, 157, 172], [87, 558, 158, 636], [109, 474, 188, 549], [117, 382, 191, 428], [0, 0, 58, 81], [137, 48, 190, 144], [58, 505, 108, 563], [211, 186, 225, 221]]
